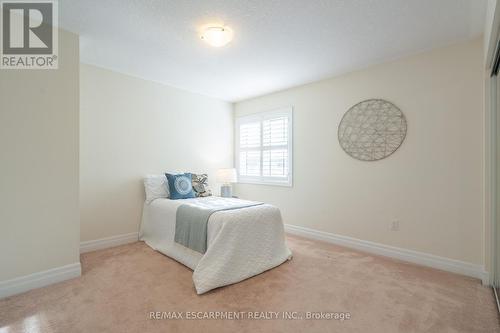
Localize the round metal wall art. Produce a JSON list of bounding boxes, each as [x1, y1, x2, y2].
[[338, 99, 407, 161]]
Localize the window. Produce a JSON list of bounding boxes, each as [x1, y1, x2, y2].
[[235, 107, 293, 186]]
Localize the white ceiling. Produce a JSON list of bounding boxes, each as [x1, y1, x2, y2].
[[60, 0, 487, 102]]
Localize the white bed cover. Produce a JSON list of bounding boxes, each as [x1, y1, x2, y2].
[[139, 196, 292, 294]]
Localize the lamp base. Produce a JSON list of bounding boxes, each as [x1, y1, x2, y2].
[[220, 185, 232, 198]]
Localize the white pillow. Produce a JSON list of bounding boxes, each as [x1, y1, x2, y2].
[[144, 175, 169, 204]]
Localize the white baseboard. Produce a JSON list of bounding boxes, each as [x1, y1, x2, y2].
[[0, 262, 81, 299], [80, 232, 139, 254], [0, 232, 138, 299], [285, 224, 489, 284]]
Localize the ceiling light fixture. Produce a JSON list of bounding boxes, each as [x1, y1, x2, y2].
[[200, 25, 233, 47]]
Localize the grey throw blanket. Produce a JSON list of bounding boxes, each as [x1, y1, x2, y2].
[[174, 197, 263, 253]]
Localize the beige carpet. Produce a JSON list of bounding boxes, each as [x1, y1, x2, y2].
[[0, 235, 498, 333]]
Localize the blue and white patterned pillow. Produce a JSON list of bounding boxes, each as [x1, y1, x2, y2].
[[165, 173, 196, 200]]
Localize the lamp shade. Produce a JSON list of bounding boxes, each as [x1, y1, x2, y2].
[[216, 168, 237, 183], [200, 26, 233, 47]]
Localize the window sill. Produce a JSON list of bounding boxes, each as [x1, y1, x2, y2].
[[236, 180, 293, 187]]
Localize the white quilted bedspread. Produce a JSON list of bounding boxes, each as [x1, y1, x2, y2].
[[139, 197, 292, 294]]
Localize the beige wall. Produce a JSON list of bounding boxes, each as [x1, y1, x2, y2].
[[234, 38, 484, 265], [80, 64, 233, 242], [0, 30, 80, 281]]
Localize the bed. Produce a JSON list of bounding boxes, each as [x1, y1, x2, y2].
[[139, 196, 292, 294]]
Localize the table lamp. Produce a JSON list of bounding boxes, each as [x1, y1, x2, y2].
[[216, 168, 237, 197]]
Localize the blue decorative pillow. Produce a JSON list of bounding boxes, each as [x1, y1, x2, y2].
[[165, 173, 196, 200]]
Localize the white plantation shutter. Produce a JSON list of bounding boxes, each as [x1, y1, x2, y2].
[[239, 122, 260, 148], [239, 122, 261, 176], [236, 108, 293, 186], [263, 117, 288, 147], [262, 117, 288, 177], [263, 149, 288, 177], [239, 150, 261, 176]]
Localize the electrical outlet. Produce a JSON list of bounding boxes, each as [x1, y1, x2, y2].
[[391, 220, 400, 231]]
